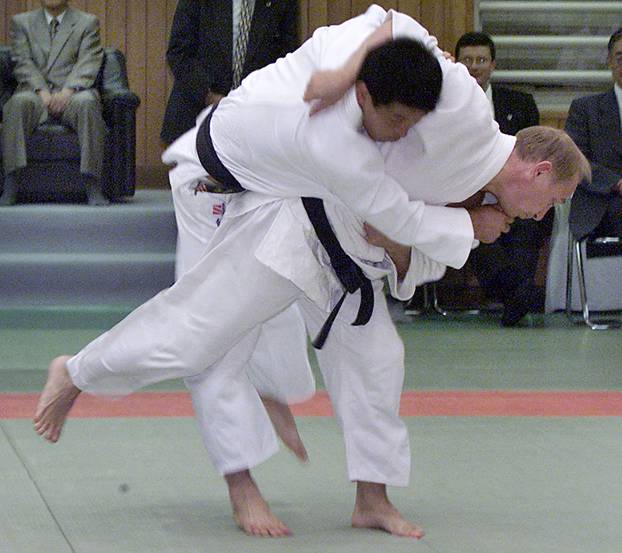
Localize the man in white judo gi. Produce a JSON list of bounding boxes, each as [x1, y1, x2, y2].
[[34, 5, 590, 539]]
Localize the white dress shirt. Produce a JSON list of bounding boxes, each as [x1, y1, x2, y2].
[[44, 9, 66, 26]]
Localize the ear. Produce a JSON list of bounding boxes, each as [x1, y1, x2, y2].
[[355, 81, 370, 108], [534, 160, 552, 177], [490, 59, 497, 72]]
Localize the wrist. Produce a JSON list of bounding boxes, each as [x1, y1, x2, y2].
[[386, 244, 411, 280]]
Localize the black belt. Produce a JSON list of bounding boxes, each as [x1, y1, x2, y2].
[[195, 103, 374, 348], [302, 198, 374, 349], [196, 102, 245, 193]]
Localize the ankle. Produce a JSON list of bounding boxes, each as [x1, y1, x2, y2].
[[355, 481, 390, 511], [225, 470, 255, 498]]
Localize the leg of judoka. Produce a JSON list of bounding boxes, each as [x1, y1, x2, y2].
[[33, 356, 81, 443], [185, 303, 316, 535], [172, 182, 312, 461], [225, 470, 291, 537], [260, 397, 308, 463], [35, 202, 302, 442], [298, 288, 424, 539], [185, 329, 292, 536], [174, 177, 308, 522], [247, 304, 315, 462]]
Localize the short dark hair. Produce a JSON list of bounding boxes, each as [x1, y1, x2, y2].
[[608, 27, 622, 54], [357, 38, 442, 113], [455, 32, 496, 61]]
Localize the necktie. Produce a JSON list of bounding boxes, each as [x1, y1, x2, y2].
[[232, 0, 253, 89], [50, 17, 59, 41]]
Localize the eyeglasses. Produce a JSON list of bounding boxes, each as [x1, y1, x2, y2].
[[458, 56, 492, 66]]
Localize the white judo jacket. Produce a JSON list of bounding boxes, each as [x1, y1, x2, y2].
[[164, 5, 515, 309]]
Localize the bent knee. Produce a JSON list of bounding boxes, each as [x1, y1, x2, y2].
[[4, 91, 41, 112], [68, 91, 101, 112]]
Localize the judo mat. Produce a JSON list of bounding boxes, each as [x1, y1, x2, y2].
[[1, 308, 621, 553]]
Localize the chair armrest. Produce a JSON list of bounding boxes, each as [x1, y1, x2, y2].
[[102, 89, 141, 119]]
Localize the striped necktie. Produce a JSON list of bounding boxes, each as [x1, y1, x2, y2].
[[232, 0, 254, 89], [50, 17, 59, 41]]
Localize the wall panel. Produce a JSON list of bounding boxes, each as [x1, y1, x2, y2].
[[1, 0, 478, 188]]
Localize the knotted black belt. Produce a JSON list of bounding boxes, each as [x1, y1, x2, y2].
[[301, 198, 374, 349], [195, 103, 374, 349]]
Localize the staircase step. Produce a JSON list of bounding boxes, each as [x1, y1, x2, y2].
[[0, 190, 177, 253], [0, 252, 175, 307]]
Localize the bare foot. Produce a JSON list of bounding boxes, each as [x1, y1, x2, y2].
[[225, 470, 292, 537], [261, 396, 308, 462], [34, 356, 81, 443], [351, 481, 425, 539]]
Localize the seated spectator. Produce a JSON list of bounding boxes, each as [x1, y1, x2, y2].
[[160, 0, 299, 146], [565, 27, 622, 240], [0, 0, 107, 207], [455, 31, 553, 326]]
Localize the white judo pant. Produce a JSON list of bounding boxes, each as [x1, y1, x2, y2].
[[172, 182, 314, 405], [173, 183, 314, 474], [67, 199, 411, 486]]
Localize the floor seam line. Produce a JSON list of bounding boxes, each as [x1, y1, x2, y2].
[[0, 421, 77, 553]]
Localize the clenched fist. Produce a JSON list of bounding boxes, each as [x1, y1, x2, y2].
[[467, 204, 514, 244]]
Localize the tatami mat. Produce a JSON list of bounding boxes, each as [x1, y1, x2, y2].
[[2, 416, 622, 553], [1, 309, 621, 552]]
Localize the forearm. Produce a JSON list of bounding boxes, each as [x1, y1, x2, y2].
[[385, 243, 411, 281], [387, 248, 446, 301], [342, 19, 393, 82], [363, 193, 474, 269]]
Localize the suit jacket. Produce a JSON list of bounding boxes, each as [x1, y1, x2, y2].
[[565, 89, 622, 238], [161, 0, 299, 144], [492, 85, 539, 136], [10, 8, 103, 93]]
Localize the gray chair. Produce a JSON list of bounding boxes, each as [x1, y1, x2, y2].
[[546, 200, 622, 329], [566, 233, 622, 330], [0, 46, 140, 202]]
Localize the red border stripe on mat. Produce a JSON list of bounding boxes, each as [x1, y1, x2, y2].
[[2, 391, 622, 419]]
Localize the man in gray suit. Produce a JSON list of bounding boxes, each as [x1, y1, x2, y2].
[[566, 27, 622, 239], [0, 0, 107, 206]]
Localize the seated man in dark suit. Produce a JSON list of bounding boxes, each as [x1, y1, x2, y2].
[[0, 0, 107, 206], [455, 32, 553, 325], [160, 0, 298, 145], [565, 27, 622, 240]]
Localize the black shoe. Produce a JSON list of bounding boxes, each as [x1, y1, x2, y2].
[[501, 284, 542, 327]]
